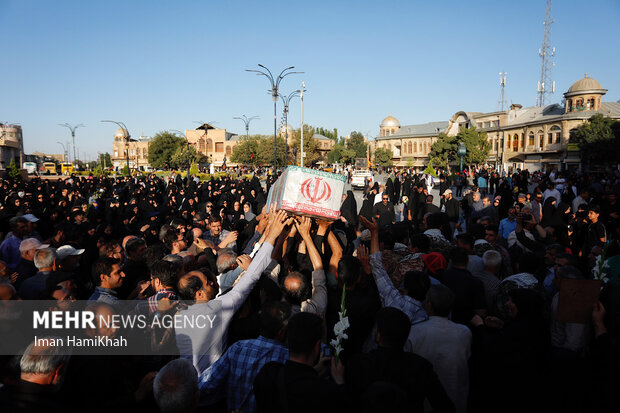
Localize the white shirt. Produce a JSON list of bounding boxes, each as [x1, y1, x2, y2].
[[405, 316, 472, 413]]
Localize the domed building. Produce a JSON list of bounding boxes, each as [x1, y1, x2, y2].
[[380, 114, 400, 137], [564, 74, 607, 113]]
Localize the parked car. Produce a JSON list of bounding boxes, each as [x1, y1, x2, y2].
[[23, 162, 38, 175], [351, 170, 373, 189]]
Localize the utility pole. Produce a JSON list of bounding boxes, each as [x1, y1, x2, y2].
[[536, 0, 555, 107], [300, 81, 306, 167]]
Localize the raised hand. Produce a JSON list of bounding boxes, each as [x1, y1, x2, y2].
[[236, 254, 252, 271], [356, 245, 371, 275], [359, 216, 378, 233]]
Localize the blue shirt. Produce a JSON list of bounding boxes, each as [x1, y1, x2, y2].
[[18, 271, 52, 300], [88, 286, 119, 305], [198, 336, 289, 413], [477, 176, 487, 188], [499, 217, 517, 240], [0, 235, 23, 271]]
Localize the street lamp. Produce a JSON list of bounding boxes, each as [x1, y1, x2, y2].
[[194, 120, 217, 170], [59, 123, 84, 164], [300, 81, 306, 167], [246, 64, 303, 169], [279, 90, 300, 166], [101, 120, 131, 176], [56, 141, 68, 164], [233, 115, 259, 141], [457, 142, 467, 173], [171, 129, 193, 187]]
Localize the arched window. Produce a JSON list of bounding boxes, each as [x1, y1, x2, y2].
[[408, 142, 412, 153], [226, 146, 231, 156], [528, 132, 535, 146], [567, 99, 573, 112], [206, 139, 213, 152], [550, 126, 561, 144], [537, 130, 544, 149], [576, 98, 584, 109], [413, 142, 417, 152], [198, 138, 206, 153], [587, 98, 595, 110], [513, 134, 518, 151]]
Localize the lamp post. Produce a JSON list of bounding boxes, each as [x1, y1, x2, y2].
[[193, 120, 217, 170], [233, 115, 259, 141], [171, 129, 192, 187], [300, 81, 306, 167], [101, 120, 131, 176], [59, 123, 84, 164], [457, 142, 467, 173], [57, 142, 68, 164], [246, 64, 303, 169], [279, 90, 300, 166]]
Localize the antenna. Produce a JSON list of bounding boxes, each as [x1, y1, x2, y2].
[[498, 72, 507, 111], [536, 0, 555, 107]]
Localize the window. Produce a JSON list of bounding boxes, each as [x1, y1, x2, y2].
[[513, 134, 518, 151], [521, 133, 525, 148], [413, 142, 417, 152], [226, 146, 231, 156], [199, 138, 205, 153], [528, 132, 535, 146], [567, 99, 573, 112], [576, 98, 584, 109], [550, 126, 561, 144], [215, 142, 224, 152], [130, 149, 135, 156], [206, 139, 213, 152], [484, 121, 490, 128], [537, 130, 544, 149], [114, 151, 118, 157], [548, 132, 553, 145], [143, 148, 147, 157]]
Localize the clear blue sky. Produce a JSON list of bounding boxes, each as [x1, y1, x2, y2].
[[1, 0, 619, 160]]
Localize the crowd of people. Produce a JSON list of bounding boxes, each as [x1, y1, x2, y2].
[[0, 165, 619, 412]]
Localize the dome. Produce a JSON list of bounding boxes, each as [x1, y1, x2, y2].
[[565, 74, 607, 97], [114, 127, 129, 139], [381, 114, 400, 128]]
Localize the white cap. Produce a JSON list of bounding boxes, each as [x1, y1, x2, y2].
[[56, 245, 85, 261], [19, 238, 49, 253], [22, 214, 39, 222]]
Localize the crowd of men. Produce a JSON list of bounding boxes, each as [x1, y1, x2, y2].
[[0, 165, 619, 412]]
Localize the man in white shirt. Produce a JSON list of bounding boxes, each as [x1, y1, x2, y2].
[[405, 284, 472, 413], [543, 182, 562, 202]]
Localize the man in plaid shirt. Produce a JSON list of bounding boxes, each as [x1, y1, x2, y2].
[[146, 260, 180, 315], [198, 301, 291, 412]]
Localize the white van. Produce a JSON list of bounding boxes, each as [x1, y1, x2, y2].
[[23, 162, 38, 175]]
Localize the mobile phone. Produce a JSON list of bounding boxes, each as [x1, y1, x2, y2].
[[321, 344, 331, 358]]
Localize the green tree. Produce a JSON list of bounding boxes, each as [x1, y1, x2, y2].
[[231, 136, 263, 166], [347, 131, 368, 158], [98, 152, 112, 168], [429, 127, 491, 170], [170, 145, 197, 170], [327, 143, 345, 164], [290, 125, 321, 166], [7, 159, 21, 180], [374, 147, 393, 167], [148, 131, 185, 169], [573, 114, 620, 166]]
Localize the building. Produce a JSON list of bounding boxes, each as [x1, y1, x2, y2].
[[33, 152, 66, 163], [0, 123, 24, 169], [185, 123, 239, 167], [374, 115, 448, 168], [312, 133, 335, 165], [377, 74, 619, 172], [111, 128, 152, 171]]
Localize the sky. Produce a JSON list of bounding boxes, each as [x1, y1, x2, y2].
[[1, 0, 619, 161]]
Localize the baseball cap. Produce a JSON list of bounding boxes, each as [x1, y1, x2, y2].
[[19, 238, 49, 253], [442, 189, 452, 196], [56, 245, 85, 261], [22, 214, 39, 223]]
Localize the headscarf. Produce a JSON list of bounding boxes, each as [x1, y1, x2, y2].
[[340, 190, 358, 228]]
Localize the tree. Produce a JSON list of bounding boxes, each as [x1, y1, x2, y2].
[[374, 147, 393, 167], [327, 143, 356, 164], [7, 159, 21, 180], [347, 131, 368, 159], [429, 127, 491, 171], [98, 152, 112, 168], [170, 145, 197, 170], [290, 125, 321, 166], [316, 127, 338, 141], [573, 114, 620, 166], [231, 135, 264, 166], [148, 131, 185, 169]]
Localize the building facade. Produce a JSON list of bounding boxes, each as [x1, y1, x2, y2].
[[185, 123, 239, 167], [376, 75, 619, 172], [0, 124, 24, 169], [111, 128, 152, 171]]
